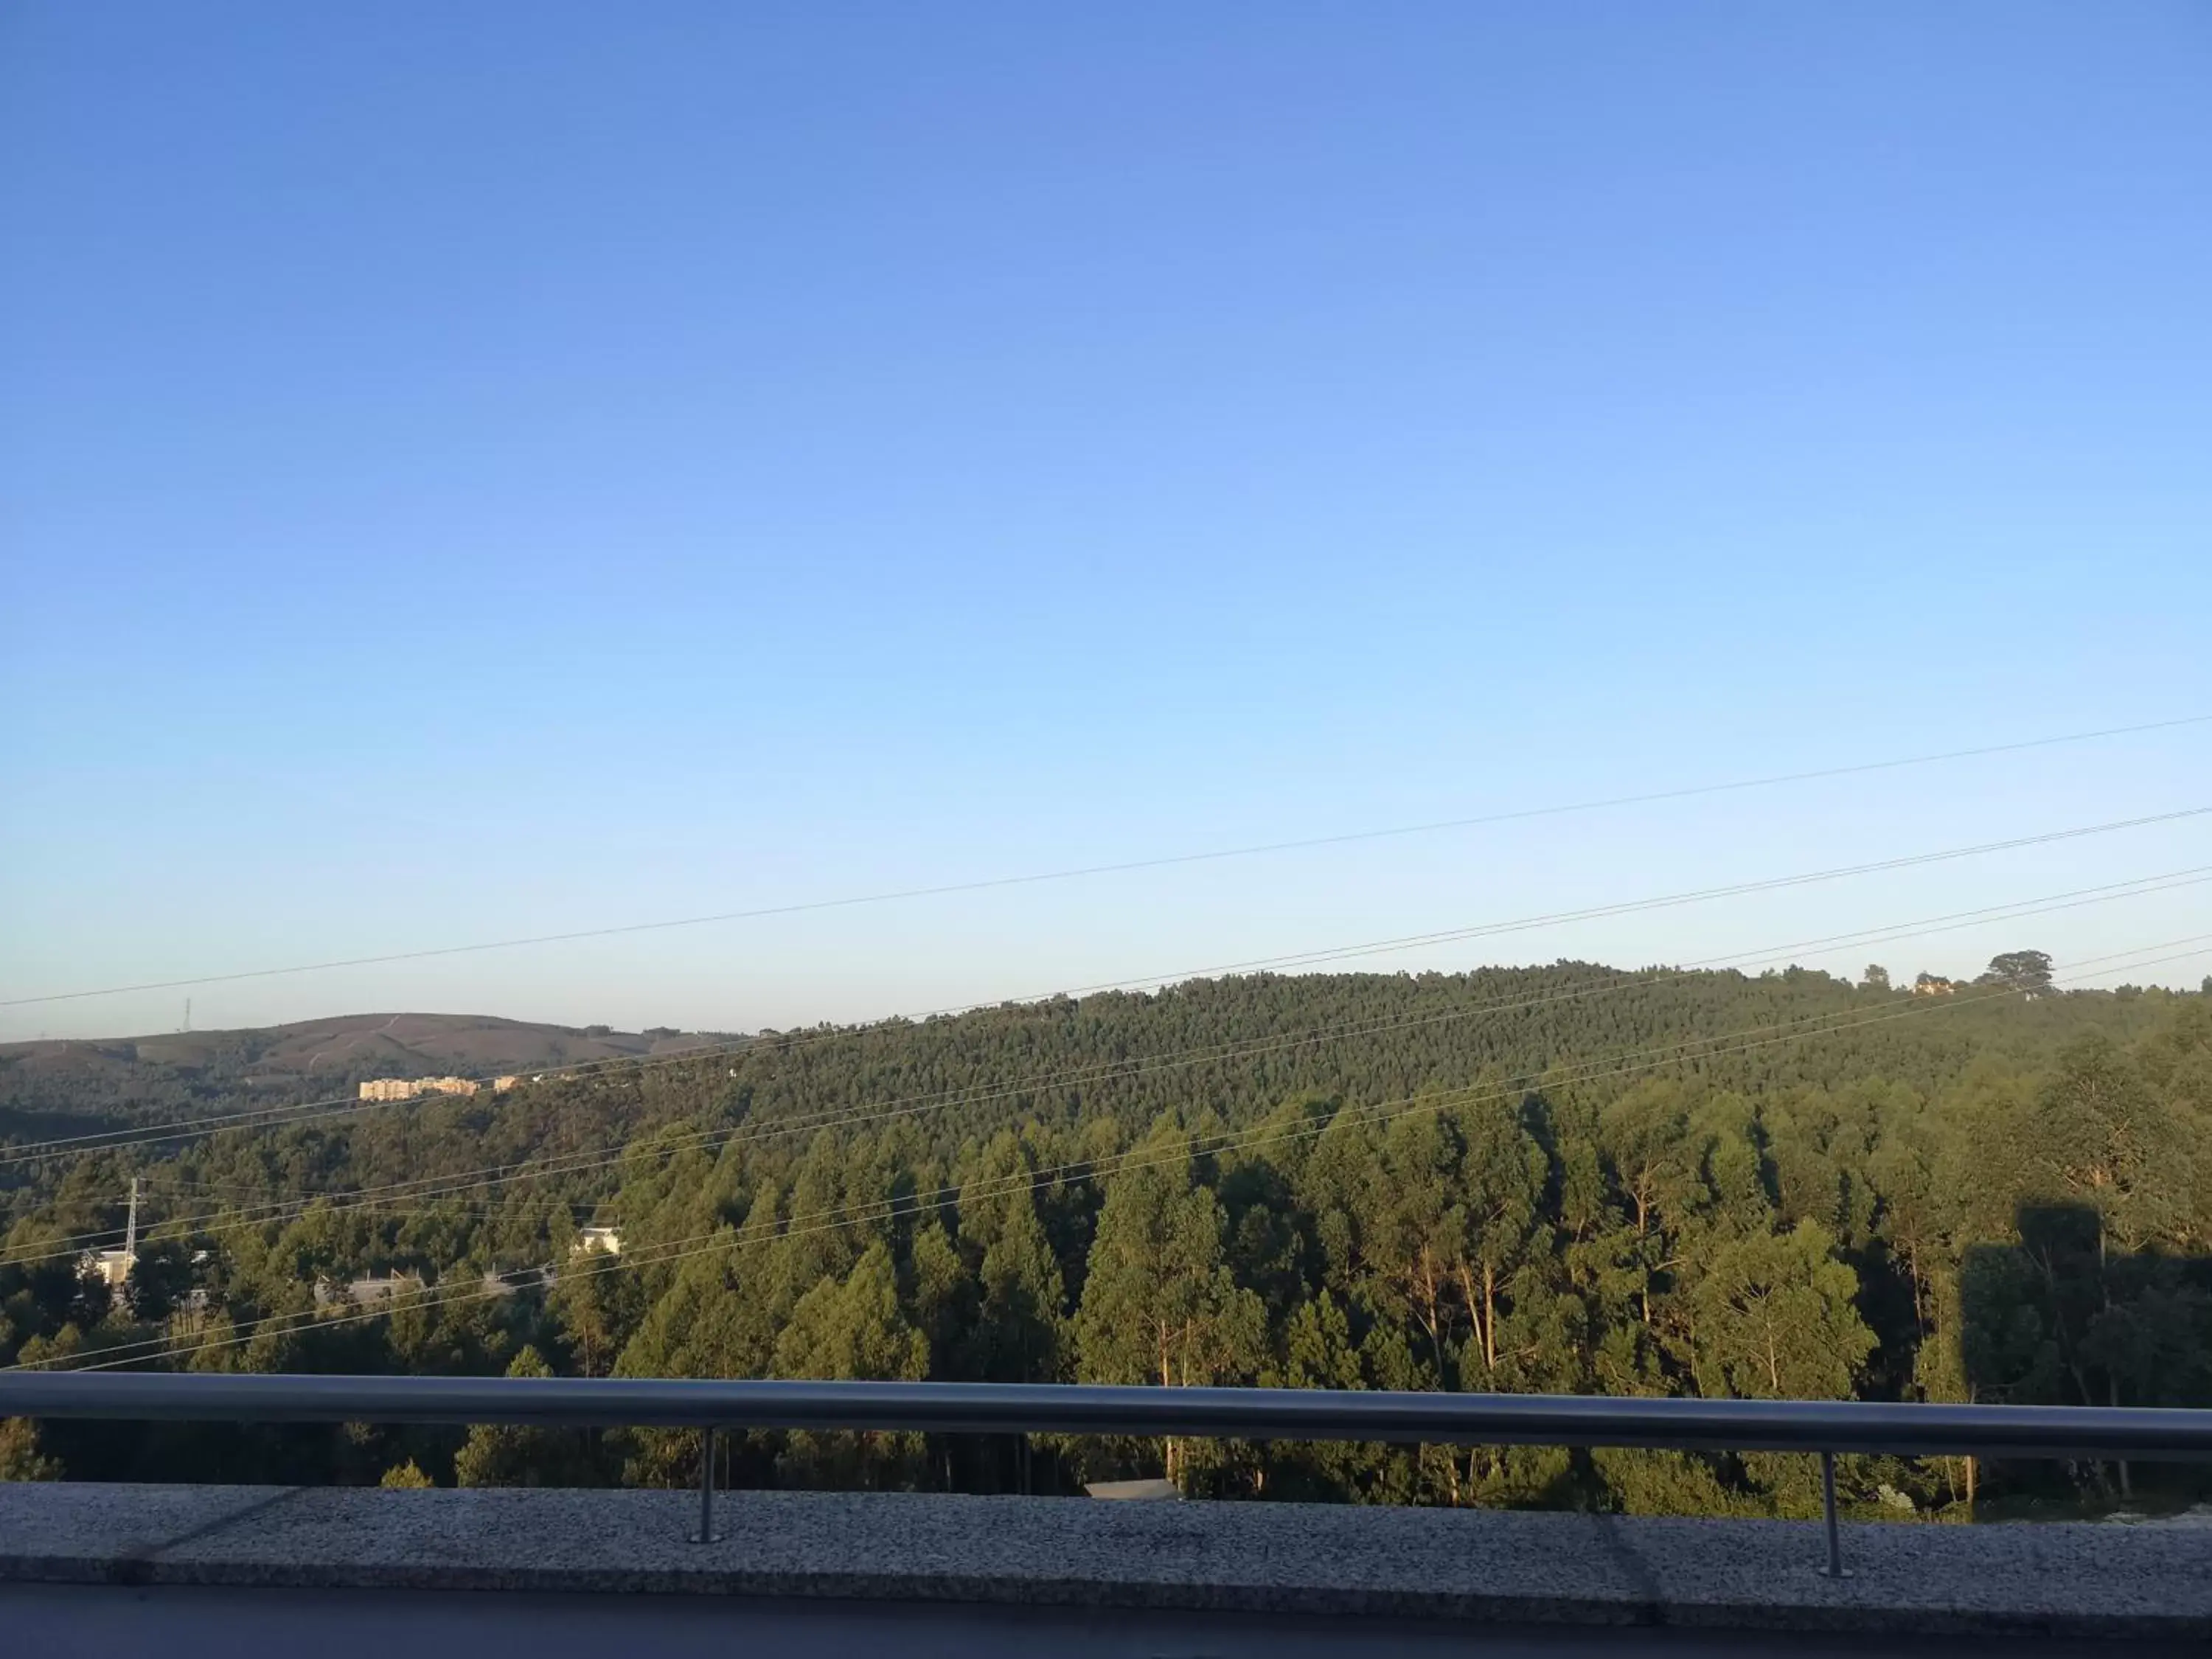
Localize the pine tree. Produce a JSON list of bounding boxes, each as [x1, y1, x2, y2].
[[1449, 1097, 1551, 1382], [907, 1221, 976, 1379], [454, 1346, 599, 1487], [0, 1418, 59, 1482], [974, 1180, 1066, 1383], [1074, 1119, 1266, 1484], [771, 1243, 929, 1382], [1689, 1223, 1874, 1401], [770, 1242, 930, 1489]]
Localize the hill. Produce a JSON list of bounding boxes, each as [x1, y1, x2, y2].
[[2, 963, 2206, 1518], [0, 1012, 725, 1129]]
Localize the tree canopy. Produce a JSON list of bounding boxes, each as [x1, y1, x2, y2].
[[4, 961, 2208, 1517]]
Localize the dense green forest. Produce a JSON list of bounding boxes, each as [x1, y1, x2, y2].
[[4, 957, 2209, 1519]]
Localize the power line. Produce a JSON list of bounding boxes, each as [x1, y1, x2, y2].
[[16, 908, 2208, 1284], [25, 970, 2059, 1368], [30, 936, 2210, 1375], [18, 863, 2205, 1267], [6, 805, 2201, 1169], [8, 713, 2206, 1011], [37, 949, 2187, 1373]]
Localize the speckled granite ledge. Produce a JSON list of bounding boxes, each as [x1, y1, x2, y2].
[[0, 1484, 2204, 1638]]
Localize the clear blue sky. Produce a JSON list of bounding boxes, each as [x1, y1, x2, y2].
[[4, 3, 2208, 1042]]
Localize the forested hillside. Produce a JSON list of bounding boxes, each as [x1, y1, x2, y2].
[[0, 1012, 715, 1136], [4, 960, 2208, 1518]]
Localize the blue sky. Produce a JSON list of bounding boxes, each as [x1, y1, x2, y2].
[[4, 3, 2208, 1041]]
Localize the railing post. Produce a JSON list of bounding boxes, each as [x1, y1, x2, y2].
[[1818, 1450, 1850, 1578], [690, 1426, 722, 1544]]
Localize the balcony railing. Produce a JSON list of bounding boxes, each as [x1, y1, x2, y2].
[[5, 1373, 2208, 1576]]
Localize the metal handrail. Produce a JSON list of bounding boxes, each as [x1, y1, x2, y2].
[[6, 1374, 2205, 1572], [4, 1374, 2208, 1460]]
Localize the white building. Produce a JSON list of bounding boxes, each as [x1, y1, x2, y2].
[[315, 1273, 425, 1308], [83, 1247, 135, 1290]]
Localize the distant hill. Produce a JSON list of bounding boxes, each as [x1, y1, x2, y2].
[[3, 964, 2205, 1511], [0, 1012, 728, 1130]]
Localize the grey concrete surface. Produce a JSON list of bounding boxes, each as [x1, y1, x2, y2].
[[8, 1583, 2205, 1659], [0, 1483, 2205, 1640]]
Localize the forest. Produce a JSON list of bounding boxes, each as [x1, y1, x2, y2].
[[3, 956, 2209, 1520]]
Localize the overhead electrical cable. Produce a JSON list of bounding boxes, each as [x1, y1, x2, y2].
[[13, 862, 2205, 1267], [5, 806, 2202, 1168], [19, 933, 2210, 1373], [7, 714, 2205, 1009]]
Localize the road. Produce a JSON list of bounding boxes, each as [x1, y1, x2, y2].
[[4, 1585, 2195, 1658]]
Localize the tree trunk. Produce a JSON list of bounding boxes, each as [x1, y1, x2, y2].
[[1907, 1241, 1926, 1339], [1635, 1189, 1654, 1326], [1159, 1316, 1178, 1492], [1455, 1264, 1486, 1380], [1484, 1263, 1499, 1374], [1420, 1258, 1449, 1382]]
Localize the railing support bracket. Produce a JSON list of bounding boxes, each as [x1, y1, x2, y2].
[[691, 1425, 723, 1544], [1817, 1450, 1851, 1579]]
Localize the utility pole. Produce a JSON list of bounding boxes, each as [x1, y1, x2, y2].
[[125, 1176, 139, 1259]]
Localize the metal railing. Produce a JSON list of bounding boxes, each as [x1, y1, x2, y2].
[[5, 1373, 2208, 1574]]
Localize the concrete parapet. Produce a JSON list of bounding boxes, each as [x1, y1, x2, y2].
[[0, 1484, 2203, 1638]]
